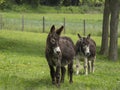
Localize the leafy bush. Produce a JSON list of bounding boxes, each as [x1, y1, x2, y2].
[[0, 0, 12, 10]]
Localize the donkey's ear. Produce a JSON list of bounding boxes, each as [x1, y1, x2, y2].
[[77, 33, 81, 39], [78, 34, 83, 42], [56, 26, 64, 35], [50, 25, 55, 33], [87, 34, 91, 39]]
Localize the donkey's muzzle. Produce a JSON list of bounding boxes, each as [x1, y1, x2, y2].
[[56, 51, 60, 54], [85, 52, 90, 57], [54, 46, 61, 55]]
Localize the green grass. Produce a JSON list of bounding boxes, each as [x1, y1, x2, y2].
[[1, 12, 103, 19], [0, 30, 120, 90]]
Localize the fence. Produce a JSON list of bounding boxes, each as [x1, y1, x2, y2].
[[0, 14, 120, 36]]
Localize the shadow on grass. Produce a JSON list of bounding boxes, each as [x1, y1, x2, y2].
[[96, 46, 120, 61], [0, 74, 53, 90], [23, 78, 52, 90], [0, 36, 45, 57], [0, 35, 120, 60]]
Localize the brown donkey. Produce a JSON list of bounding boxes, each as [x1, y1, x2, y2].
[[45, 25, 75, 87], [75, 34, 96, 75]]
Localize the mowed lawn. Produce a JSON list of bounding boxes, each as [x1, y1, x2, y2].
[[0, 30, 120, 90]]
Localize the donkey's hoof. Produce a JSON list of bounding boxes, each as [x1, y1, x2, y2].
[[56, 83, 60, 87], [69, 80, 73, 84], [60, 79, 64, 83], [52, 81, 56, 85]]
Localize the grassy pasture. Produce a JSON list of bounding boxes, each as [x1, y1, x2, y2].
[[0, 30, 120, 90]]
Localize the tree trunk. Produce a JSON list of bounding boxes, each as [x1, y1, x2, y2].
[[108, 0, 119, 61], [99, 0, 110, 55]]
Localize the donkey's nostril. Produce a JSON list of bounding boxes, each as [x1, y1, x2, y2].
[[57, 51, 60, 54], [86, 53, 90, 56]]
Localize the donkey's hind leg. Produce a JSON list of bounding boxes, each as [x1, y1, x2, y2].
[[91, 56, 96, 73], [75, 55, 80, 75], [61, 66, 66, 83], [84, 57, 88, 75], [68, 61, 73, 83]]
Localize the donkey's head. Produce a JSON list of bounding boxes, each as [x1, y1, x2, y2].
[[47, 25, 64, 55], [78, 33, 91, 57]]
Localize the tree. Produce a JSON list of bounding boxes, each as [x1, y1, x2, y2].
[[108, 0, 120, 61], [45, 0, 61, 6], [71, 0, 79, 6], [100, 0, 120, 61], [0, 0, 14, 9], [99, 0, 110, 55], [0, 0, 5, 4], [63, 0, 71, 6]]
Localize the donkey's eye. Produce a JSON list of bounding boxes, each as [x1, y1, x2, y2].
[[82, 43, 86, 46], [83, 45, 87, 48], [51, 39, 55, 44]]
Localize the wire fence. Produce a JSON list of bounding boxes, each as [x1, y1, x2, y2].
[[0, 14, 120, 36]]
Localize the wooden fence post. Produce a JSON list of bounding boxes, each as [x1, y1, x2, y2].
[[0, 14, 2, 30], [83, 19, 86, 36], [22, 15, 24, 31], [64, 17, 66, 34], [43, 16, 45, 33]]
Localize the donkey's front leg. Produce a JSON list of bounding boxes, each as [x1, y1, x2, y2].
[[84, 57, 88, 75], [56, 65, 61, 87], [49, 65, 56, 84], [91, 56, 96, 73], [61, 66, 66, 83]]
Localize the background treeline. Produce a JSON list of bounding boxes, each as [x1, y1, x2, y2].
[[0, 0, 104, 10]]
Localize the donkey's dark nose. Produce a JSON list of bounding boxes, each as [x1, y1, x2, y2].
[[86, 53, 90, 56], [56, 51, 60, 54]]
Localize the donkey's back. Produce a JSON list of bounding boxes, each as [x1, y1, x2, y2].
[[59, 36, 75, 66]]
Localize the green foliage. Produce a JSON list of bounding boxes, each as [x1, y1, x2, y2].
[[0, 0, 5, 4], [0, 30, 120, 90], [45, 0, 61, 6], [0, 0, 104, 11], [0, 0, 14, 10], [0, 4, 104, 13]]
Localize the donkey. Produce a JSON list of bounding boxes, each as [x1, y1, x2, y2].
[[45, 25, 75, 87], [75, 33, 96, 75]]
